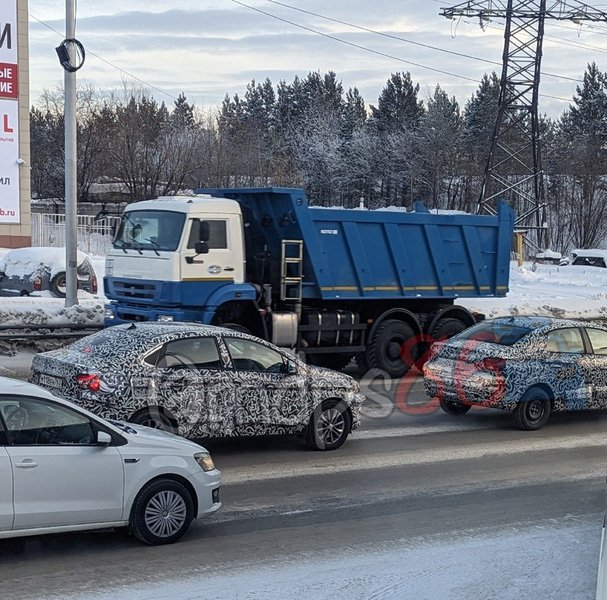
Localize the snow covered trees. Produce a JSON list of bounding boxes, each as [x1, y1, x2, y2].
[[28, 66, 607, 251]]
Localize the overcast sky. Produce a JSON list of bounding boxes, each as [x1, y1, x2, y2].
[[26, 0, 607, 117]]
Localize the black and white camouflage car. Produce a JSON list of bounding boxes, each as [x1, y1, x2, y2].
[[423, 316, 607, 430], [30, 323, 365, 450]]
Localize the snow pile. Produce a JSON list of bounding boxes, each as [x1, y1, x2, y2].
[[459, 262, 607, 319], [0, 247, 89, 278], [0, 297, 103, 327]]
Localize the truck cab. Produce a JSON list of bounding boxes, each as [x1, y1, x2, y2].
[[104, 196, 254, 325]]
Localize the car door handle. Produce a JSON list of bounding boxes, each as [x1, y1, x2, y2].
[[15, 459, 38, 469], [224, 267, 235, 272]]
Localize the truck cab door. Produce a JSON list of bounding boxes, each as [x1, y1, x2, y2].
[[181, 215, 245, 284]]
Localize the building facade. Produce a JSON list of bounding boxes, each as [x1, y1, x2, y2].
[[0, 0, 30, 248]]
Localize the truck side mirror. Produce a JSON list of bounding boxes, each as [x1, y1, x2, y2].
[[195, 241, 209, 255]]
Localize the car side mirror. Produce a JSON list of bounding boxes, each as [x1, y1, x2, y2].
[[283, 361, 298, 376], [195, 241, 209, 255], [96, 430, 112, 446]]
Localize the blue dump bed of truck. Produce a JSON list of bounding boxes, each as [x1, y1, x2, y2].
[[196, 187, 514, 301]]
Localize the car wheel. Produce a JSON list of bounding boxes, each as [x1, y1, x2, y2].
[[130, 408, 179, 435], [130, 478, 194, 545], [49, 272, 67, 298], [514, 387, 551, 431], [305, 399, 351, 451], [439, 397, 471, 416]]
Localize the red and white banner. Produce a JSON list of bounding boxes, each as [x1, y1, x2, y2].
[[0, 0, 19, 224]]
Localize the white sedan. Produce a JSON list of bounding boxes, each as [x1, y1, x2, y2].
[[0, 377, 221, 545]]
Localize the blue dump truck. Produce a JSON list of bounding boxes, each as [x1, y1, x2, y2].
[[104, 187, 514, 377]]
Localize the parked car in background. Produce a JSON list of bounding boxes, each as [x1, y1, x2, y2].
[[423, 316, 607, 430], [569, 249, 607, 268], [0, 247, 97, 297], [31, 323, 365, 450], [0, 377, 221, 545]]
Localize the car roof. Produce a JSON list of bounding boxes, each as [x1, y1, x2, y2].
[[487, 316, 601, 330]]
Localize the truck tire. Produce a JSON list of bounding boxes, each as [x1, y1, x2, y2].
[[367, 319, 415, 378], [430, 317, 468, 342]]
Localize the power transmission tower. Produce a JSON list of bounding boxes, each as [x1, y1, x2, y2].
[[440, 0, 607, 251]]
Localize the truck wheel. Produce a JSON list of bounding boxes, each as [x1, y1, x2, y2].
[[50, 272, 67, 298], [130, 478, 194, 545], [415, 317, 469, 370], [430, 317, 468, 342], [513, 387, 551, 431], [367, 319, 415, 378]]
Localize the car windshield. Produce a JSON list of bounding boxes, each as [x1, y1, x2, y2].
[[453, 321, 532, 346], [113, 210, 186, 252]]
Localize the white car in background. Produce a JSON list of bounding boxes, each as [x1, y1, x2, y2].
[[0, 377, 221, 545]]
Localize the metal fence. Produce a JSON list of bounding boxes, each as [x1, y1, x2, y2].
[[31, 213, 121, 256]]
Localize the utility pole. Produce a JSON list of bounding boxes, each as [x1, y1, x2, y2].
[[440, 0, 607, 251], [64, 0, 77, 307]]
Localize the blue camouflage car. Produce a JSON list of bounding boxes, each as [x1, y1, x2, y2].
[[423, 316, 607, 430]]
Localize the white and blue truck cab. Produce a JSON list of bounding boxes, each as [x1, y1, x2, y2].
[[104, 187, 514, 377]]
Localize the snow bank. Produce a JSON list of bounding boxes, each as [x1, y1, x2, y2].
[[459, 262, 607, 320], [0, 297, 103, 327], [0, 247, 89, 278]]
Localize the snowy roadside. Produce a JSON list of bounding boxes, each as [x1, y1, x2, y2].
[[1, 250, 607, 328], [0, 249, 105, 327], [56, 519, 598, 600]]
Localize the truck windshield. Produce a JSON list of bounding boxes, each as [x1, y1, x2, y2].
[[113, 210, 186, 252]]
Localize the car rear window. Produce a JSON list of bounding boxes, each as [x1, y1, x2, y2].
[[453, 322, 532, 346]]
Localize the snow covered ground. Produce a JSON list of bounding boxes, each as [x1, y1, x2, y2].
[[58, 519, 597, 600], [458, 262, 607, 320], [2, 247, 607, 327]]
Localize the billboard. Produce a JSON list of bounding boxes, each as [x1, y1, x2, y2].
[[0, 0, 19, 224]]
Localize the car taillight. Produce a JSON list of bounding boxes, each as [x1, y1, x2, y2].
[[482, 357, 506, 371], [33, 277, 42, 291], [76, 373, 101, 392], [92, 274, 98, 294]]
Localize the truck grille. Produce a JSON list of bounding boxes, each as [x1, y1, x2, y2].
[[111, 280, 159, 302]]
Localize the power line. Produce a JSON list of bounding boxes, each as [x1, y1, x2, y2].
[[29, 12, 179, 101], [230, 0, 481, 83], [231, 0, 573, 102], [264, 0, 582, 83]]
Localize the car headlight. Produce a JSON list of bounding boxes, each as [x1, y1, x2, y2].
[[104, 306, 115, 319], [157, 315, 174, 322], [194, 452, 215, 472]]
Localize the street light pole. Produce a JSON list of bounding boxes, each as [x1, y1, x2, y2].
[[64, 0, 78, 307]]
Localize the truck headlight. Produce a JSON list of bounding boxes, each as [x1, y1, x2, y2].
[[104, 306, 115, 319], [194, 452, 215, 472], [157, 315, 174, 322], [105, 258, 114, 276]]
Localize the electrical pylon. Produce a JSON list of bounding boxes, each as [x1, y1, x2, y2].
[[441, 0, 607, 250]]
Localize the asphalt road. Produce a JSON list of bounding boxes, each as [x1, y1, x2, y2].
[[1, 369, 606, 599]]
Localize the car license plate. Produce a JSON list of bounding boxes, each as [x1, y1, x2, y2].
[[39, 373, 62, 389]]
